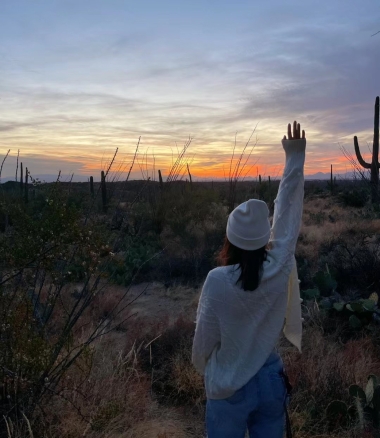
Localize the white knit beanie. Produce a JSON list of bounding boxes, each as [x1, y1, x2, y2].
[[226, 199, 271, 250]]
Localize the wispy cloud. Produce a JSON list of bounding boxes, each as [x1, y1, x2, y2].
[[0, 0, 379, 179]]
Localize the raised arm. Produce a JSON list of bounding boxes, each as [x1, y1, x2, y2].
[[269, 122, 306, 272]]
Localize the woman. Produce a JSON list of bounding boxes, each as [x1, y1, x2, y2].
[[192, 121, 306, 438]]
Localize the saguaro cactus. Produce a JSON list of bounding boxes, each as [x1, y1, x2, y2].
[[158, 169, 164, 190], [20, 162, 24, 195], [101, 171, 107, 213], [330, 164, 334, 194], [354, 96, 380, 203], [90, 176, 94, 196], [24, 167, 28, 204]]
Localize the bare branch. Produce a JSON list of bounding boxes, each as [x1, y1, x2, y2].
[[0, 149, 10, 183]]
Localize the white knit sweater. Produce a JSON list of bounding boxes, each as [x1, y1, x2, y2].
[[192, 138, 306, 400]]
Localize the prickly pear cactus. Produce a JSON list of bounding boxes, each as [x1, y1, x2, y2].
[[349, 314, 362, 329], [348, 375, 380, 429], [349, 385, 366, 404], [365, 375, 378, 403], [372, 385, 380, 427], [349, 385, 366, 429]]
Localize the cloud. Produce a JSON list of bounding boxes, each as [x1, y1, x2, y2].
[[0, 2, 379, 179]]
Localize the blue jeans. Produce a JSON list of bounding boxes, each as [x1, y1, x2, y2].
[[206, 352, 287, 438]]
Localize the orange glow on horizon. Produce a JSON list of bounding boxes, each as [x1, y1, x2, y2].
[[1, 133, 374, 180]]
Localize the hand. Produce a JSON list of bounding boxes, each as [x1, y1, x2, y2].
[[283, 121, 305, 140]]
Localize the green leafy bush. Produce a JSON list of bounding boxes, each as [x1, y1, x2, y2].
[[0, 180, 120, 426]]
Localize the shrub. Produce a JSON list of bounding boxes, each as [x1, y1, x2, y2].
[[137, 316, 205, 407], [340, 189, 368, 208], [0, 179, 135, 432], [108, 234, 162, 285], [319, 233, 380, 296], [282, 323, 380, 436]]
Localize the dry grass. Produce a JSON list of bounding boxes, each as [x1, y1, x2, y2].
[[14, 195, 380, 437], [24, 295, 380, 438], [42, 334, 151, 437], [171, 348, 204, 406], [279, 304, 380, 437], [121, 415, 195, 438], [297, 197, 380, 270], [38, 312, 202, 437]]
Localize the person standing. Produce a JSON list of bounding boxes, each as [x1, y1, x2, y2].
[[192, 122, 306, 438]]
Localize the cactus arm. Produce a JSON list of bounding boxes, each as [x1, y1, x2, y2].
[[354, 136, 371, 169], [374, 96, 379, 166]]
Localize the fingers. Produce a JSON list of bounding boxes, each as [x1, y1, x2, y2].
[[286, 121, 306, 139]]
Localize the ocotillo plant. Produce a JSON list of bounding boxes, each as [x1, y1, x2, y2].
[[101, 170, 107, 213], [24, 167, 28, 204], [90, 176, 94, 197], [354, 96, 380, 203], [187, 163, 193, 189]]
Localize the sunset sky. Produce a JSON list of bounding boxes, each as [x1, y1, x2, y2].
[[0, 0, 379, 181]]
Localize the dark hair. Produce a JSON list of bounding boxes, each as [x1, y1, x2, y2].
[[217, 237, 267, 291]]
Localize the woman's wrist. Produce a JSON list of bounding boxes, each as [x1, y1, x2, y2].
[[282, 138, 306, 155]]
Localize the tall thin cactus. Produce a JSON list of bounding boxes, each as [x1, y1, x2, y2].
[[24, 167, 29, 204], [89, 176, 94, 197], [158, 169, 164, 190], [20, 162, 24, 196], [15, 149, 19, 182], [101, 171, 107, 213], [354, 96, 380, 203], [330, 164, 334, 194]]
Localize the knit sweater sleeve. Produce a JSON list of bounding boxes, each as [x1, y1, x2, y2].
[[192, 273, 221, 375], [269, 139, 306, 273]]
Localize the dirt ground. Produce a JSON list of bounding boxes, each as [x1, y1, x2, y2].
[[125, 282, 200, 323]]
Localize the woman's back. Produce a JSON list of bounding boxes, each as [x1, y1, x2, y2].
[[194, 259, 289, 399]]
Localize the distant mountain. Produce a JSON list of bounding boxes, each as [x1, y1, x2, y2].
[[304, 172, 331, 180], [304, 171, 359, 180], [195, 171, 360, 182]]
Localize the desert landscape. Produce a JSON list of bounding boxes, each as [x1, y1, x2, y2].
[[1, 3, 379, 436], [1, 166, 380, 437]]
